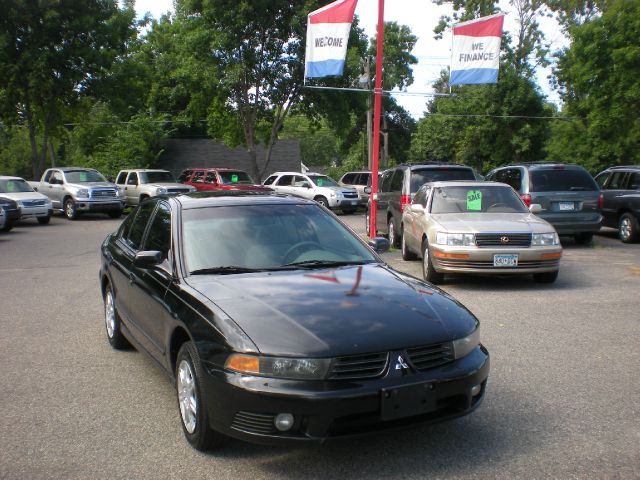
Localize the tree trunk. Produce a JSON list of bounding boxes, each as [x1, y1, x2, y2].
[[24, 98, 42, 180]]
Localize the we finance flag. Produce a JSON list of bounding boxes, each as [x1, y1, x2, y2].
[[450, 14, 504, 86], [304, 0, 358, 78]]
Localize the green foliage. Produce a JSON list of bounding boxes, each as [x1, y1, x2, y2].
[[280, 115, 341, 168], [549, 0, 640, 172], [0, 127, 33, 178]]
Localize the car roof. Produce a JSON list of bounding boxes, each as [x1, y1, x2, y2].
[[425, 181, 506, 188], [502, 162, 588, 170], [52, 167, 99, 172], [601, 165, 640, 171], [174, 190, 316, 210], [0, 176, 26, 180], [119, 169, 170, 173], [184, 167, 248, 172]]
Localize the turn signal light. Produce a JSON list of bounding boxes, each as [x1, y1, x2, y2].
[[541, 252, 562, 260], [433, 251, 470, 260], [226, 354, 260, 374]]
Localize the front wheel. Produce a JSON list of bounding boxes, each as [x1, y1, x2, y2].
[[0, 220, 13, 232], [176, 342, 225, 451], [388, 218, 400, 247], [422, 240, 444, 284], [365, 212, 370, 236], [619, 213, 640, 243], [64, 198, 78, 220], [104, 284, 130, 349], [315, 196, 329, 208]]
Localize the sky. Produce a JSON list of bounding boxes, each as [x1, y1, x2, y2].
[[133, 0, 567, 119]]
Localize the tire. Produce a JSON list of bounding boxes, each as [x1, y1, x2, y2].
[[422, 239, 444, 284], [64, 198, 78, 220], [37, 215, 51, 225], [139, 195, 149, 204], [1, 220, 13, 232], [315, 196, 329, 208], [104, 283, 130, 350], [619, 213, 640, 243], [365, 212, 370, 236], [176, 342, 225, 451], [533, 270, 559, 283], [574, 232, 593, 245], [108, 210, 122, 219], [401, 229, 417, 261], [388, 217, 400, 247]]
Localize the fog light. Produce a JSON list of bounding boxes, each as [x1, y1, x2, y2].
[[471, 384, 482, 397], [274, 413, 294, 432]]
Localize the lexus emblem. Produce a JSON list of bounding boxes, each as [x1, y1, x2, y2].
[[395, 355, 409, 370], [500, 236, 510, 244]]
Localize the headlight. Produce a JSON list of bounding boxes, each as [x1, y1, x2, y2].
[[156, 187, 167, 195], [226, 354, 331, 380], [76, 188, 89, 198], [532, 232, 559, 246], [436, 232, 475, 246], [16, 200, 24, 207], [452, 326, 480, 359]]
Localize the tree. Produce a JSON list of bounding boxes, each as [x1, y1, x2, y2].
[[548, 0, 640, 171], [0, 1, 137, 179]]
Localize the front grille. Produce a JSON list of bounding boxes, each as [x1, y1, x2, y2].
[[406, 343, 454, 371], [231, 411, 276, 435], [167, 188, 191, 194], [22, 200, 46, 207], [475, 233, 531, 247], [436, 259, 560, 269], [91, 189, 117, 198], [329, 352, 389, 380], [342, 192, 358, 199]]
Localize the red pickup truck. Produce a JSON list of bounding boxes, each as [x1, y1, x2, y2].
[[178, 168, 272, 192]]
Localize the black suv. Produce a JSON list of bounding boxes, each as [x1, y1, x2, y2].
[[485, 163, 602, 244], [368, 163, 477, 246], [594, 165, 640, 243]]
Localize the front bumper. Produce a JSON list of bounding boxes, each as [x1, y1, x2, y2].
[[431, 245, 562, 275], [75, 200, 124, 212], [539, 213, 602, 235], [329, 197, 360, 209], [200, 345, 489, 445], [19, 205, 52, 219]]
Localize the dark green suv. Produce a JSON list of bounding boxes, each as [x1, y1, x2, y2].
[[486, 163, 602, 244]]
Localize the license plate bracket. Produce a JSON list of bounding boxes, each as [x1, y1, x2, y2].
[[380, 382, 436, 421], [494, 254, 518, 267]]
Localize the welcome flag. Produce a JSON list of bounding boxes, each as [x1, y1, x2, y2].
[[450, 14, 504, 86], [304, 0, 358, 78]]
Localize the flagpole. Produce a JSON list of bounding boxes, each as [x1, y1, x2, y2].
[[369, 0, 384, 239]]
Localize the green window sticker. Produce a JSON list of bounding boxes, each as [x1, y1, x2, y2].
[[231, 174, 238, 183], [317, 178, 324, 186], [467, 190, 482, 211]]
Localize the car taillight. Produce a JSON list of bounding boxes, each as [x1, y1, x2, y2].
[[520, 193, 532, 207], [400, 195, 411, 212], [598, 192, 603, 209]]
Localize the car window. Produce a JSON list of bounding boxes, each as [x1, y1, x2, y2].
[[412, 186, 427, 207], [309, 175, 338, 187], [430, 185, 528, 214], [126, 173, 139, 186], [43, 170, 53, 183], [594, 172, 610, 189], [530, 169, 597, 192], [628, 172, 640, 190], [380, 170, 394, 192], [115, 172, 128, 185], [205, 172, 217, 183], [495, 168, 522, 192], [192, 171, 205, 183], [65, 170, 106, 183], [607, 172, 629, 190], [177, 170, 192, 183], [139, 171, 175, 184], [341, 173, 355, 184], [293, 175, 311, 188], [276, 175, 294, 186], [219, 171, 253, 185], [143, 203, 171, 261], [410, 168, 476, 194], [125, 201, 157, 250], [0, 179, 34, 193], [389, 170, 403, 192], [263, 175, 278, 185], [50, 171, 63, 184]]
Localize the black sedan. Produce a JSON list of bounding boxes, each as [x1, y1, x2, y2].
[[99, 191, 489, 451], [0, 196, 21, 232]]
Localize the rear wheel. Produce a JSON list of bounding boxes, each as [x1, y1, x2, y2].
[[64, 198, 78, 220], [176, 342, 225, 451], [365, 211, 370, 236], [422, 239, 444, 284], [401, 229, 417, 261], [574, 232, 593, 244], [388, 218, 400, 247], [37, 215, 51, 225], [619, 213, 640, 243], [533, 270, 559, 283]]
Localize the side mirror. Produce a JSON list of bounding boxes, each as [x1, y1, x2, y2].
[[133, 250, 163, 268], [410, 204, 424, 213], [363, 186, 372, 194], [529, 204, 542, 214], [368, 237, 390, 254]]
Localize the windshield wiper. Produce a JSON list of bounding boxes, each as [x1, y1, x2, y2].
[[190, 266, 262, 275], [281, 260, 370, 269]]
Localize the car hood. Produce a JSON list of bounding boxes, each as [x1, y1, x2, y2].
[[431, 212, 555, 233], [144, 183, 191, 189], [68, 182, 116, 189], [186, 264, 477, 357], [0, 191, 50, 202]]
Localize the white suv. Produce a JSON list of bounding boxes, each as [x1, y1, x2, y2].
[[263, 172, 359, 213]]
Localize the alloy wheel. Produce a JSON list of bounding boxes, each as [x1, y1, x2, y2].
[[105, 291, 116, 339], [177, 360, 198, 434], [620, 216, 632, 241]]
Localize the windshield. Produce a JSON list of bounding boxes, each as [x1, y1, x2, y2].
[[182, 203, 376, 273], [0, 179, 34, 193], [530, 169, 598, 192], [309, 176, 338, 187], [430, 185, 529, 214], [411, 168, 476, 193], [64, 170, 107, 183], [219, 171, 254, 185], [139, 171, 176, 184]]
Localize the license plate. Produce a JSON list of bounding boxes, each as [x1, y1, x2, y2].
[[494, 254, 518, 267], [380, 382, 436, 421], [558, 202, 575, 211]]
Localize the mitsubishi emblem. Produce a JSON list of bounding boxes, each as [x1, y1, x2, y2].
[[395, 355, 409, 370]]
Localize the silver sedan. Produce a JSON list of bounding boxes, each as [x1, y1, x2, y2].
[[401, 181, 563, 284]]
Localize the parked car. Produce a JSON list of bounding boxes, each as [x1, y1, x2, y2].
[[0, 204, 6, 231], [339, 170, 375, 207], [100, 191, 489, 450], [263, 171, 359, 213], [31, 167, 124, 220], [0, 196, 21, 232], [402, 182, 562, 284], [594, 165, 640, 243], [485, 163, 602, 244], [115, 169, 195, 207], [367, 163, 478, 245], [0, 176, 53, 225], [178, 168, 271, 193]]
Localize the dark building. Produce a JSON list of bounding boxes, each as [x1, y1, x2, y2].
[[155, 139, 301, 182]]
